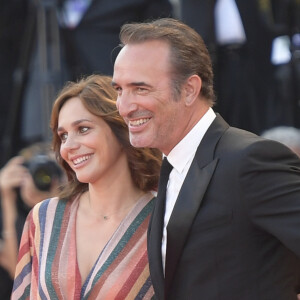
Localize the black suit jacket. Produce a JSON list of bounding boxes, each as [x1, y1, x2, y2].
[[148, 114, 300, 299]]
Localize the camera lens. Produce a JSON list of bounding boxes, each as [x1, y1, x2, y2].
[[24, 155, 62, 191], [32, 166, 53, 191]]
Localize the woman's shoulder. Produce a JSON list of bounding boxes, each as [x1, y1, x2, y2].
[[32, 196, 60, 212], [26, 197, 78, 235], [31, 196, 75, 220]]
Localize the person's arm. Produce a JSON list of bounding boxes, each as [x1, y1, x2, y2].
[[240, 140, 300, 255], [0, 156, 26, 278], [11, 209, 35, 299]]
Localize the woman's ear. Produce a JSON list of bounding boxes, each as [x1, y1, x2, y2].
[[184, 75, 202, 106]]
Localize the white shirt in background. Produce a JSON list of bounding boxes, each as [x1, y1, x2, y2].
[[214, 0, 246, 45]]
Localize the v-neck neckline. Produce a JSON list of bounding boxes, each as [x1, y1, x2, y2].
[[73, 193, 150, 298]]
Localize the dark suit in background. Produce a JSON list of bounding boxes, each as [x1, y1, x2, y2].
[[0, 0, 173, 170], [59, 0, 173, 79], [180, 0, 300, 134], [268, 0, 300, 129], [0, 1, 30, 168]]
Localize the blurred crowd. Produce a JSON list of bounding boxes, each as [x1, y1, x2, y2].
[[0, 0, 173, 169], [0, 0, 299, 168], [181, 0, 300, 134]]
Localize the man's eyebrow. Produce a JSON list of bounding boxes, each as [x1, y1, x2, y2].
[[111, 81, 152, 88], [130, 82, 152, 87]]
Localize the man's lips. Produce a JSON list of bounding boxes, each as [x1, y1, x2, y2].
[[128, 117, 151, 127]]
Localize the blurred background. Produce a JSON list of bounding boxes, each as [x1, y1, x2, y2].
[[0, 0, 299, 168]]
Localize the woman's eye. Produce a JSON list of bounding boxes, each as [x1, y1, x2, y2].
[[59, 132, 68, 142], [79, 127, 89, 133]]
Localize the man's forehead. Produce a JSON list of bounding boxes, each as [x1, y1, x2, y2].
[[117, 41, 169, 60], [115, 43, 170, 73]]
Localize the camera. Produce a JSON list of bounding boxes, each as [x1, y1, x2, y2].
[[23, 155, 62, 192]]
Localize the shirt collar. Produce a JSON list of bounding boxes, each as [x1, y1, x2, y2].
[[166, 108, 216, 173]]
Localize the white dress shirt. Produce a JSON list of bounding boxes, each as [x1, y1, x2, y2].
[[161, 108, 216, 273], [58, 0, 92, 28], [214, 0, 246, 45]]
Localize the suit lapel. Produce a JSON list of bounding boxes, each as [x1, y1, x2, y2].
[[164, 158, 218, 291], [164, 114, 229, 295]]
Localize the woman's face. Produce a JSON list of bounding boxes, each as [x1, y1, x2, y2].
[[57, 97, 124, 184]]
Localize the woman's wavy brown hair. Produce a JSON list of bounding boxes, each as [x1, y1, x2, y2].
[[50, 74, 162, 200]]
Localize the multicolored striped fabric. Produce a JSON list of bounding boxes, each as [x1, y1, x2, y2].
[[12, 193, 155, 299]]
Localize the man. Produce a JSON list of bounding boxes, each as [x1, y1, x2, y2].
[[112, 18, 300, 299]]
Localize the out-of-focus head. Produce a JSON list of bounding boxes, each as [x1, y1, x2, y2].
[[50, 74, 161, 199], [261, 126, 300, 157]]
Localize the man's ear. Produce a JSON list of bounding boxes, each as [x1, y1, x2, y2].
[[184, 75, 202, 106]]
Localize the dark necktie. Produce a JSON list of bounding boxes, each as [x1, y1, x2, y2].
[[147, 157, 173, 299], [157, 157, 173, 201]]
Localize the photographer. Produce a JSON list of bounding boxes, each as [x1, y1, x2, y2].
[[0, 142, 64, 299]]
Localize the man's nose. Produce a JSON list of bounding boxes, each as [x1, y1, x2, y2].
[[116, 92, 138, 118]]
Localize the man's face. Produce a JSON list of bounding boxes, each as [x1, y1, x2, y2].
[[113, 40, 187, 154]]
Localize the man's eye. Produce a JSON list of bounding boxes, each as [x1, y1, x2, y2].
[[137, 87, 148, 93], [114, 87, 122, 94]]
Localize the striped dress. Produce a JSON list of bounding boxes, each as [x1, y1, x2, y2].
[[12, 193, 155, 299]]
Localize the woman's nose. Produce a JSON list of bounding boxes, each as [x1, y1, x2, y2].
[[62, 135, 80, 150]]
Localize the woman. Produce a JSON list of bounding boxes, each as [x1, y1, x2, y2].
[[12, 75, 161, 299]]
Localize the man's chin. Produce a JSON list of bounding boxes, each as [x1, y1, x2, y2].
[[129, 136, 151, 148]]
